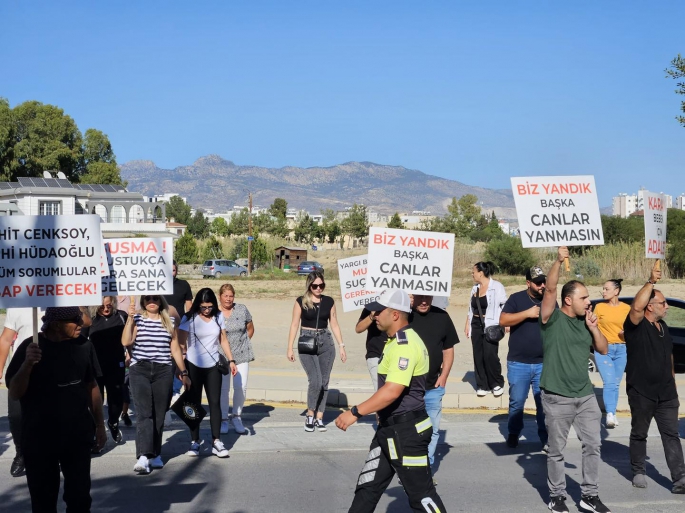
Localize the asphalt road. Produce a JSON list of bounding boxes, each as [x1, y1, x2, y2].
[[1, 392, 685, 512]]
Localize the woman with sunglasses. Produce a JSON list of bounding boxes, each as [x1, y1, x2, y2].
[[218, 283, 255, 435], [122, 294, 190, 475], [287, 271, 346, 432], [178, 288, 237, 458], [595, 278, 630, 428], [88, 296, 128, 444]]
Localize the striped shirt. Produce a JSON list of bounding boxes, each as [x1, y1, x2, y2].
[[130, 314, 174, 366]]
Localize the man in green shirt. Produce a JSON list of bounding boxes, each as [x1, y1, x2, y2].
[[541, 247, 609, 513], [335, 289, 445, 513]]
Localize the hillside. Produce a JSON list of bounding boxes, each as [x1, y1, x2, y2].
[[120, 155, 518, 218]]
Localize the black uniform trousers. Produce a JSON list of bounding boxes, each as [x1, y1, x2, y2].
[[97, 366, 125, 426], [349, 411, 446, 513], [24, 438, 93, 512], [628, 388, 685, 481]]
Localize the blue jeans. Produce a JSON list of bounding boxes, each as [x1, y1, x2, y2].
[[424, 386, 445, 467], [507, 361, 547, 444], [596, 343, 627, 415]]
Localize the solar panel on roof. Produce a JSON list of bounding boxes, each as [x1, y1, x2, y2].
[[0, 183, 13, 189], [17, 177, 34, 187], [44, 178, 59, 187], [56, 179, 73, 188]]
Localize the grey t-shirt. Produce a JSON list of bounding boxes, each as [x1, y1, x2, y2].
[[220, 304, 254, 365]]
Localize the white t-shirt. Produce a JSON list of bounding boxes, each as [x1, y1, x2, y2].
[[179, 314, 222, 368], [4, 308, 45, 362]]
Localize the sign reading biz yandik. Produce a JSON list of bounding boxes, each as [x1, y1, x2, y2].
[[643, 191, 667, 259], [101, 237, 173, 294], [511, 175, 605, 248], [0, 215, 103, 308], [367, 228, 454, 295], [337, 254, 380, 312]]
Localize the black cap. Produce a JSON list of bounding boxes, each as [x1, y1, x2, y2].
[[526, 266, 546, 285]]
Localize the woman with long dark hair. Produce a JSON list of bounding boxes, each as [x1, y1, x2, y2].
[[123, 294, 190, 475], [595, 278, 630, 428], [287, 271, 346, 432], [466, 261, 508, 397], [178, 288, 237, 457]]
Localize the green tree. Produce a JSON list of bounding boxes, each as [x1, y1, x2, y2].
[[268, 216, 290, 238], [470, 215, 505, 242], [228, 208, 250, 236], [601, 215, 644, 244], [175, 232, 199, 264], [483, 236, 535, 275], [666, 54, 685, 127], [235, 235, 270, 266], [187, 211, 210, 239], [667, 209, 685, 277], [201, 236, 223, 260], [80, 128, 125, 186], [0, 98, 14, 181], [341, 204, 369, 246], [210, 217, 229, 237], [269, 198, 288, 219], [387, 212, 405, 229], [294, 213, 316, 244], [165, 195, 192, 225], [253, 211, 274, 234]]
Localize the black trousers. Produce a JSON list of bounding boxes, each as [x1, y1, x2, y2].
[[628, 388, 685, 481], [471, 322, 504, 390], [24, 439, 92, 512], [97, 366, 125, 425], [349, 412, 446, 513], [129, 361, 173, 458], [8, 395, 22, 457], [186, 360, 222, 441]]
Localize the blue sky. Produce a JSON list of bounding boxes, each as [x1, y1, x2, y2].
[[2, 1, 683, 206]]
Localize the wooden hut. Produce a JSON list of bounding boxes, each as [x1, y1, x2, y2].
[[274, 246, 308, 270]]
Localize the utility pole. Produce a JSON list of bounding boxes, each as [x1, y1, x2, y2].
[[247, 192, 253, 277]]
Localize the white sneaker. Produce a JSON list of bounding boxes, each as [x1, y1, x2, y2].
[[493, 386, 504, 397], [315, 419, 327, 432], [187, 440, 202, 457], [606, 413, 618, 428], [476, 389, 489, 397], [149, 455, 164, 469], [220, 420, 230, 434], [212, 440, 229, 458], [232, 416, 248, 434], [134, 455, 150, 474]]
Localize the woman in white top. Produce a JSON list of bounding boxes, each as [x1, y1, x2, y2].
[[465, 261, 508, 397], [122, 295, 190, 475], [178, 288, 237, 458]]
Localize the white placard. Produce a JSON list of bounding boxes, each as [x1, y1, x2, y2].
[[0, 215, 103, 308], [337, 254, 380, 312], [101, 238, 173, 295], [511, 175, 604, 247], [643, 191, 667, 259], [367, 228, 454, 295]]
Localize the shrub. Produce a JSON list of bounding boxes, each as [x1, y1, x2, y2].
[[201, 236, 223, 261], [175, 233, 199, 264], [572, 258, 602, 279], [483, 236, 535, 275]]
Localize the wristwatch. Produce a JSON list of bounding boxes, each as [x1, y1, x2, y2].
[[351, 405, 363, 418], [647, 280, 656, 285]]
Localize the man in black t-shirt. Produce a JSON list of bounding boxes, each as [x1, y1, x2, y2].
[[164, 261, 193, 318], [499, 266, 549, 450], [355, 308, 386, 391], [409, 294, 458, 472], [624, 265, 685, 493], [6, 307, 107, 512]]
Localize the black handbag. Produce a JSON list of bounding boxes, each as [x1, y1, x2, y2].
[[170, 389, 207, 429], [190, 316, 230, 375], [474, 286, 505, 343], [297, 302, 321, 356]]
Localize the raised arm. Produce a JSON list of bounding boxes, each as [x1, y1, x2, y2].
[[355, 311, 375, 334], [542, 247, 568, 324], [629, 264, 661, 326]]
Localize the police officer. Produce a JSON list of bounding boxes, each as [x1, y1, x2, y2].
[[336, 289, 446, 513]]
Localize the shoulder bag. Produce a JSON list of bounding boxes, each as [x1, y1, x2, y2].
[[297, 301, 321, 356], [191, 316, 230, 375], [474, 287, 505, 343]]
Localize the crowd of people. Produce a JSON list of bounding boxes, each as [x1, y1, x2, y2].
[[1, 250, 684, 513]]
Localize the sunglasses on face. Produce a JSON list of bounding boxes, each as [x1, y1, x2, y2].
[[310, 283, 325, 290], [199, 305, 213, 311], [144, 296, 160, 302]]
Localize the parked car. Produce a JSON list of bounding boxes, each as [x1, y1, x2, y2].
[[297, 261, 324, 276], [589, 297, 685, 373], [202, 259, 248, 279]]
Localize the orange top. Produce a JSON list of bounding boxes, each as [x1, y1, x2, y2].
[[595, 301, 631, 344]]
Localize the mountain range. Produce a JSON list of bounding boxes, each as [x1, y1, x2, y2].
[[121, 155, 521, 219]]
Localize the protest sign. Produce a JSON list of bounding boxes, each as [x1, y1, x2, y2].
[[511, 176, 604, 248], [367, 228, 454, 295], [0, 215, 102, 308], [337, 254, 380, 312], [643, 191, 667, 259], [101, 237, 173, 295]]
